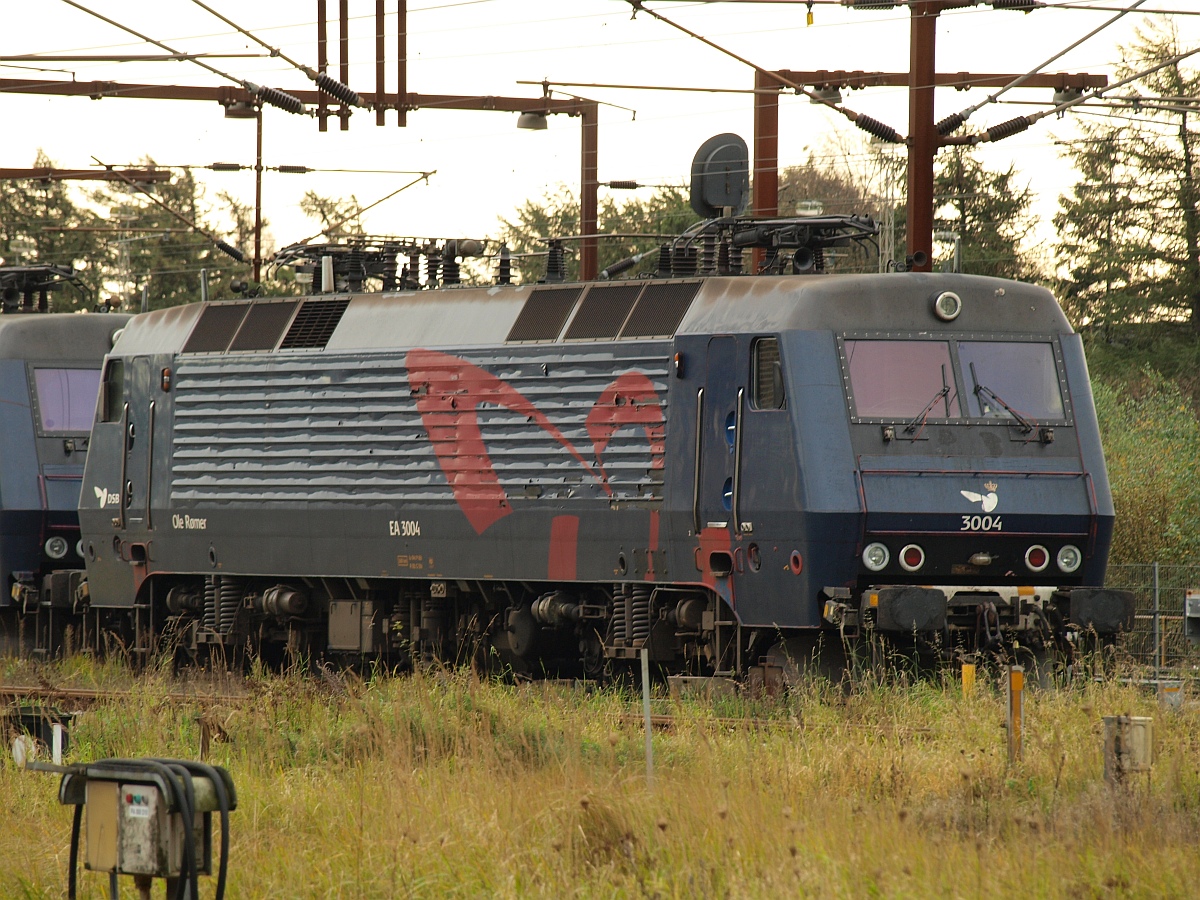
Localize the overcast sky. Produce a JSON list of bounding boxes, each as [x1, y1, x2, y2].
[[3, 1, 1198, 268]]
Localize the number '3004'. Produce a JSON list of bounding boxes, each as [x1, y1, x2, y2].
[[961, 515, 1002, 532]]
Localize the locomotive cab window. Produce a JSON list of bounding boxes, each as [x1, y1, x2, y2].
[[33, 368, 102, 433], [98, 359, 124, 423], [843, 336, 1070, 425], [751, 337, 786, 410], [959, 341, 1065, 420], [845, 339, 960, 419]]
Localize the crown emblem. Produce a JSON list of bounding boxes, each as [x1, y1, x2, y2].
[[984, 481, 998, 492]]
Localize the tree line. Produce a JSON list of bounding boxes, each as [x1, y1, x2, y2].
[[1, 154, 246, 312], [0, 154, 372, 312]]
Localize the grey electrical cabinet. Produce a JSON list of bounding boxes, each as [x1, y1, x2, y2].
[[1185, 590, 1200, 645]]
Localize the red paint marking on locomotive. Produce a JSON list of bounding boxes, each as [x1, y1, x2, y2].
[[405, 348, 611, 535], [696, 526, 734, 605], [548, 515, 580, 581], [585, 372, 666, 484]]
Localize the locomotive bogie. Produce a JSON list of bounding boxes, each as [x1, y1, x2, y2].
[[139, 572, 722, 680]]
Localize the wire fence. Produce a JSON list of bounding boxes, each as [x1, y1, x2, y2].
[[1107, 564, 1200, 676]]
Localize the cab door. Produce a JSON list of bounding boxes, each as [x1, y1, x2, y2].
[[120, 357, 155, 531], [698, 336, 743, 535]]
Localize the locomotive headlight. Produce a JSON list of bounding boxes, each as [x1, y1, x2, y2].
[[862, 542, 890, 572], [1057, 544, 1082, 573], [44, 536, 69, 560], [932, 290, 963, 322], [1025, 545, 1050, 573]]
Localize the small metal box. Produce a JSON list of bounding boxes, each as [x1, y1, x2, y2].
[[57, 760, 235, 895], [84, 781, 208, 877], [1184, 590, 1200, 645], [1103, 715, 1153, 782], [328, 600, 378, 652]]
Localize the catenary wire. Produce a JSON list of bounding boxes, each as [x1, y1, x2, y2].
[[623, 0, 905, 143], [966, 41, 1200, 145], [936, 0, 1149, 136], [56, 0, 308, 114], [186, 0, 363, 106]]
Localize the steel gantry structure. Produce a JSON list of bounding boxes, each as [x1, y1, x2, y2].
[[1, 2, 603, 280], [634, 0, 1108, 270]]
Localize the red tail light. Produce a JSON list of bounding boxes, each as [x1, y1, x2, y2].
[[899, 544, 925, 572], [1025, 545, 1049, 573]]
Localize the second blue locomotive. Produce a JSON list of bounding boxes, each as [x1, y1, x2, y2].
[[0, 265, 128, 654]]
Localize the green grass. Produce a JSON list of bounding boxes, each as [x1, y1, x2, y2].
[[2, 664, 1198, 898]]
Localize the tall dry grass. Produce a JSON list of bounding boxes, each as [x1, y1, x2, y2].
[[2, 660, 1198, 898]]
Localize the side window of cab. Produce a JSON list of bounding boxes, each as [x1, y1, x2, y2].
[[751, 337, 785, 410], [99, 358, 124, 423]]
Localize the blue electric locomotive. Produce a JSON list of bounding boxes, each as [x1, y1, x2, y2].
[[0, 265, 128, 654], [72, 222, 1133, 676]]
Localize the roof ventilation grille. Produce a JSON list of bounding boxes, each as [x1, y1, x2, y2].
[[279, 297, 351, 350]]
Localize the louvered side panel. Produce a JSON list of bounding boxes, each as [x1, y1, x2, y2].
[[170, 357, 438, 503], [169, 345, 671, 506]]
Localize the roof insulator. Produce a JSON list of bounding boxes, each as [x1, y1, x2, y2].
[[277, 165, 310, 174], [208, 162, 243, 172], [991, 0, 1042, 11]]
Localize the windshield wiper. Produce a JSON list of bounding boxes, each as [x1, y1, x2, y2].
[[903, 365, 951, 435], [969, 362, 1034, 433]]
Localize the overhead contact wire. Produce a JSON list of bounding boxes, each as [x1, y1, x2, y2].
[[92, 155, 246, 263], [298, 172, 436, 243], [57, 0, 307, 114], [967, 40, 1200, 146], [937, 0, 1149, 136], [624, 1, 905, 143], [186, 0, 363, 106]]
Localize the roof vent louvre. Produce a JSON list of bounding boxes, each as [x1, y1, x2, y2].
[[279, 297, 351, 350], [506, 287, 582, 342], [182, 302, 251, 354], [619, 281, 701, 338], [564, 284, 643, 340]]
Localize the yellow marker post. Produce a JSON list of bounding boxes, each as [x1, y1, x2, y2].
[[1007, 665, 1025, 766], [961, 662, 976, 697]]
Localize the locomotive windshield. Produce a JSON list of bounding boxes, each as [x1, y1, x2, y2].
[[845, 340, 958, 418], [959, 341, 1065, 420], [843, 338, 1065, 423], [33, 367, 102, 433]]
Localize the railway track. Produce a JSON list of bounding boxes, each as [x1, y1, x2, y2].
[[1, 684, 790, 725], [3, 683, 932, 736], [0, 684, 249, 708]]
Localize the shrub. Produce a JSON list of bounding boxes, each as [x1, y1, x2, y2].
[[1093, 368, 1200, 563]]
